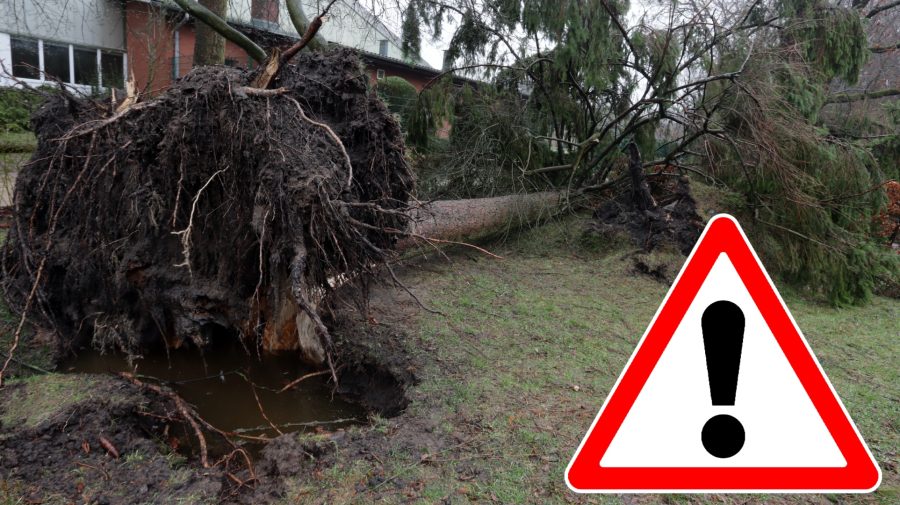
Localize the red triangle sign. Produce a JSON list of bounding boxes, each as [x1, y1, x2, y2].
[[566, 214, 881, 493]]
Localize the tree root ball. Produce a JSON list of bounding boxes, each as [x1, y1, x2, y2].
[[1, 49, 413, 361]]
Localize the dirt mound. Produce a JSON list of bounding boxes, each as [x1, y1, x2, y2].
[[0, 375, 222, 504], [589, 168, 703, 255], [1, 49, 412, 361]]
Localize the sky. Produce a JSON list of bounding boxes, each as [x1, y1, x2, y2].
[[357, 0, 448, 69], [419, 38, 447, 69]]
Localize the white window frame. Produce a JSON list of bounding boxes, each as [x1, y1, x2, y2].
[[376, 69, 385, 80], [2, 34, 127, 93]]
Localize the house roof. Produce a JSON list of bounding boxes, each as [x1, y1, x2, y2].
[[358, 49, 481, 88], [358, 48, 442, 76]]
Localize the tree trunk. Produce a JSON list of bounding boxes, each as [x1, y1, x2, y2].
[[400, 192, 562, 250], [193, 0, 227, 66], [270, 192, 563, 363], [625, 142, 657, 212]]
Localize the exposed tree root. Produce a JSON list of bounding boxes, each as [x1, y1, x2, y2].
[[0, 49, 413, 370]]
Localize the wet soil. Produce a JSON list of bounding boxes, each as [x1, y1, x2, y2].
[[0, 318, 415, 504], [0, 375, 224, 504], [60, 344, 366, 439]]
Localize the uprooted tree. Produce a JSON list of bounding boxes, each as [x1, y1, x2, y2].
[[2, 0, 898, 386], [0, 1, 412, 385], [0, 0, 564, 386], [1, 48, 413, 371]]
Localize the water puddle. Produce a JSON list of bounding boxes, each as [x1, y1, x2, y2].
[[60, 345, 366, 439]]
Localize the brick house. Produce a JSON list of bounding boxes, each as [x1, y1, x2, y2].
[[0, 0, 445, 94]]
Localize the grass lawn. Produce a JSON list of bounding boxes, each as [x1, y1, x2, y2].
[[0, 132, 36, 154], [288, 218, 898, 504], [0, 132, 33, 206]]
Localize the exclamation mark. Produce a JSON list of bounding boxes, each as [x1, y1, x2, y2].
[[701, 300, 746, 458]]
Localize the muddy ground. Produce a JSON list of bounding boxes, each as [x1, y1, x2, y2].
[[0, 319, 417, 504], [0, 374, 222, 503]]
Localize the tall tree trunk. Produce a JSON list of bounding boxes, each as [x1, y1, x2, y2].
[[193, 0, 227, 66]]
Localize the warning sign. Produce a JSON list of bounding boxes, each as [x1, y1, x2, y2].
[[565, 214, 881, 493]]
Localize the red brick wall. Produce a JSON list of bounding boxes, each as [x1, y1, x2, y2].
[[125, 2, 174, 94], [125, 2, 257, 93]]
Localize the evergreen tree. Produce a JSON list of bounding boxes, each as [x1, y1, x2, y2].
[[401, 1, 422, 60], [699, 0, 896, 304], [402, 0, 898, 304]]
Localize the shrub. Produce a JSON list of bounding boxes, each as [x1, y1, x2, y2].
[[0, 88, 44, 134], [376, 77, 418, 127]]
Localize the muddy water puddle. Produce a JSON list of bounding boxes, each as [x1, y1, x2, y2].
[[61, 346, 366, 439]]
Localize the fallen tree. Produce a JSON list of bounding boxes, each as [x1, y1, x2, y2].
[[402, 191, 561, 251], [0, 49, 412, 375]]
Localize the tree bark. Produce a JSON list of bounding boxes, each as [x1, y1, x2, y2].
[[867, 0, 900, 17], [400, 192, 562, 250], [171, 0, 268, 63], [193, 0, 228, 66], [625, 142, 657, 212], [286, 0, 326, 50]]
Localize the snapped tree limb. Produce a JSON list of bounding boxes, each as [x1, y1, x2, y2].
[[285, 0, 327, 51]]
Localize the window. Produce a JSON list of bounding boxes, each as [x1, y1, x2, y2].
[[10, 37, 39, 79], [101, 52, 124, 88], [379, 40, 388, 57], [74, 47, 98, 85], [7, 36, 125, 89], [43, 42, 70, 82], [376, 69, 385, 80]]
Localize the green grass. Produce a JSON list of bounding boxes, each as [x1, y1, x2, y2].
[[0, 131, 34, 207], [289, 217, 899, 504], [0, 374, 102, 431], [0, 132, 36, 154], [0, 150, 28, 207], [0, 298, 56, 379]]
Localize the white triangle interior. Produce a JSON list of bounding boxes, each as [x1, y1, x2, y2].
[[600, 253, 845, 468]]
